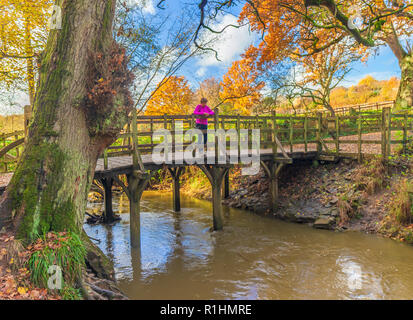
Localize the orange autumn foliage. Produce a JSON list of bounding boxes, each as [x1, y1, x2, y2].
[[220, 58, 264, 115], [145, 76, 193, 116]]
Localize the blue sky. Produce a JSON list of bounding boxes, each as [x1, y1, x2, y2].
[[345, 46, 401, 86]]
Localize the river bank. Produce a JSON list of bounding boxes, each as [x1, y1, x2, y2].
[[147, 154, 413, 245]]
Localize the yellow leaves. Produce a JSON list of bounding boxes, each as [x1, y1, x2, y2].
[[0, 0, 53, 88], [17, 286, 27, 295], [330, 75, 400, 107], [145, 76, 193, 116], [220, 58, 264, 115]]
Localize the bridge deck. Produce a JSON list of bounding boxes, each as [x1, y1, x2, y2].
[[94, 149, 319, 177]]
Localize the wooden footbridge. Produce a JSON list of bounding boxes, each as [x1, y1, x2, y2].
[[0, 107, 412, 248]]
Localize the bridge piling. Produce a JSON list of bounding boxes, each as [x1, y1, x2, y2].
[[127, 170, 151, 249], [168, 167, 184, 212], [100, 177, 115, 223], [199, 165, 231, 230], [261, 161, 284, 212], [223, 170, 230, 199]]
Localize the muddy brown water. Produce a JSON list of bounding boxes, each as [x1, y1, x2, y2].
[[85, 191, 413, 300]]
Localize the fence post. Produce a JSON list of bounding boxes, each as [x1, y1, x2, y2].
[[150, 118, 154, 147], [131, 108, 144, 170], [336, 116, 340, 157], [289, 116, 293, 153], [171, 117, 176, 157], [357, 113, 362, 163], [304, 115, 308, 153], [104, 149, 108, 170], [381, 108, 387, 159], [214, 108, 219, 160], [163, 114, 169, 161], [387, 108, 392, 157], [15, 134, 19, 158], [24, 105, 32, 141], [316, 112, 323, 155], [272, 111, 278, 160], [237, 114, 241, 160], [403, 113, 408, 154]]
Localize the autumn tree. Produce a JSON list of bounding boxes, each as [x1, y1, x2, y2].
[[220, 57, 264, 115], [0, 0, 53, 105], [145, 76, 193, 115], [193, 77, 222, 108], [330, 75, 400, 106], [293, 43, 361, 115], [238, 0, 412, 110]]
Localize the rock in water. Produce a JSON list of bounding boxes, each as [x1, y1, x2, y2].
[[313, 217, 335, 230]]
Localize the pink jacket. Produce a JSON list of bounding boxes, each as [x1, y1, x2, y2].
[[193, 105, 214, 125]]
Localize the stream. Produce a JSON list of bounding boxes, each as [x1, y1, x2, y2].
[[85, 191, 413, 300]]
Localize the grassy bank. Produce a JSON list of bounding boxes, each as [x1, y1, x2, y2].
[[0, 231, 83, 300]]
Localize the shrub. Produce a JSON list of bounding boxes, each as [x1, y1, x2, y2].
[[351, 157, 386, 195], [389, 178, 413, 225]]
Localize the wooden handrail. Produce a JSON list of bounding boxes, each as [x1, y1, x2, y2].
[[0, 138, 24, 158]]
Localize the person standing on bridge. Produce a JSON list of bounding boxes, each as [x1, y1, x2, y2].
[[193, 98, 214, 146]]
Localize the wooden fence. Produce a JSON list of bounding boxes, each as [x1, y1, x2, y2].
[[0, 130, 25, 172], [102, 107, 413, 169], [284, 100, 395, 116], [0, 107, 410, 173]]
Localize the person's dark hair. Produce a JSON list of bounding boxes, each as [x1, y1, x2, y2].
[[200, 98, 208, 104]]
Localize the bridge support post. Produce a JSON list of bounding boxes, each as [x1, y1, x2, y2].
[[199, 165, 231, 230], [126, 170, 151, 249], [100, 177, 115, 223], [261, 161, 284, 212], [168, 167, 184, 212], [223, 170, 230, 199]]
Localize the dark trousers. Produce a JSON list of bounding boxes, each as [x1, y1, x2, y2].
[[196, 123, 208, 145]]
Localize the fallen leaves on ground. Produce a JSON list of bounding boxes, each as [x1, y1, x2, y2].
[[0, 233, 61, 300]]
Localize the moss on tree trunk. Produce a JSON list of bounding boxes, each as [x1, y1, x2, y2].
[[395, 54, 413, 111]]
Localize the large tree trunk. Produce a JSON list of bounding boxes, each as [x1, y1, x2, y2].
[[385, 25, 412, 111], [0, 0, 132, 242], [395, 53, 413, 110]]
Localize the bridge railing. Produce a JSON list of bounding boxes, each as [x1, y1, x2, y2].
[[101, 107, 413, 169], [0, 130, 25, 172], [283, 100, 395, 116], [0, 107, 411, 173]]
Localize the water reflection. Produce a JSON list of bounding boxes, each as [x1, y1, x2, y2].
[[85, 191, 413, 300]]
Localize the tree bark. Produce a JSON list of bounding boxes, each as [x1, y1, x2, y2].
[[0, 0, 132, 242], [395, 53, 413, 110], [385, 24, 412, 111]]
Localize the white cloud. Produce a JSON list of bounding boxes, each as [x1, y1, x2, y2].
[[125, 0, 156, 15], [197, 14, 257, 69], [196, 67, 207, 77]]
